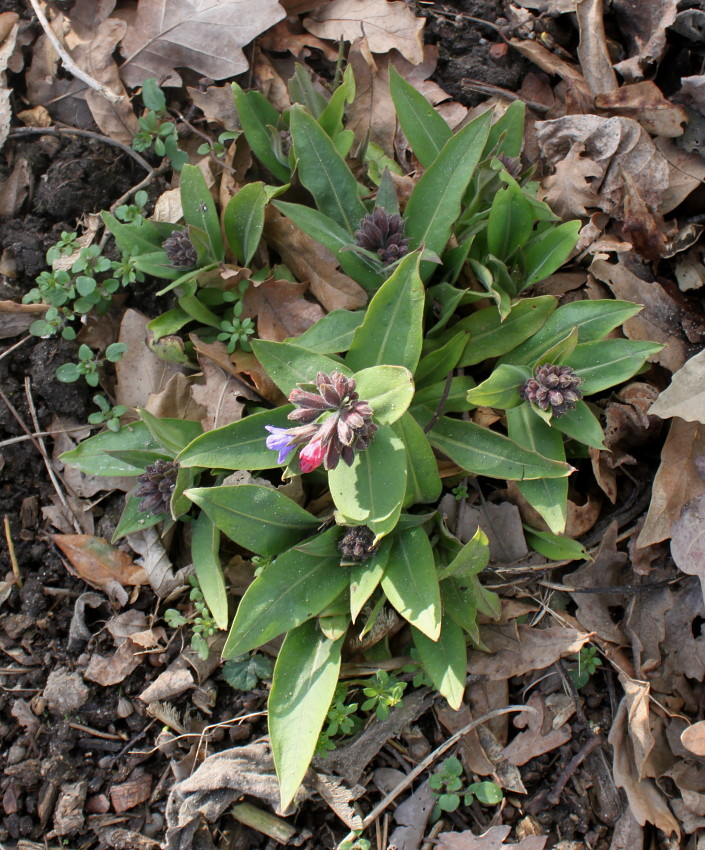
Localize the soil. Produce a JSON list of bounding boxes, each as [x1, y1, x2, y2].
[[0, 4, 677, 849]]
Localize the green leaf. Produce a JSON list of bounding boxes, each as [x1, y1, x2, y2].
[[346, 252, 425, 372], [522, 220, 580, 288], [389, 65, 452, 168], [354, 365, 414, 426], [487, 180, 534, 259], [318, 64, 355, 137], [506, 405, 567, 534], [288, 64, 328, 117], [112, 490, 166, 542], [466, 364, 530, 409], [101, 212, 165, 257], [469, 782, 503, 805], [273, 201, 382, 291], [178, 406, 295, 470], [523, 527, 588, 562], [186, 485, 320, 557], [381, 526, 441, 640], [222, 653, 273, 690], [438, 527, 489, 581], [550, 400, 605, 449], [329, 425, 406, 539], [170, 464, 197, 519], [223, 528, 346, 658], [180, 164, 224, 261], [483, 100, 525, 158], [453, 296, 557, 367], [59, 422, 161, 477], [413, 616, 467, 709], [404, 110, 492, 278], [350, 537, 392, 622], [137, 409, 202, 455], [232, 82, 290, 183], [442, 578, 481, 643], [564, 340, 662, 394], [191, 511, 228, 630], [412, 376, 476, 414], [141, 78, 166, 112], [288, 310, 365, 354], [250, 340, 350, 397], [426, 416, 572, 481], [415, 332, 470, 389], [269, 621, 343, 810], [392, 413, 442, 506], [223, 182, 267, 265], [500, 300, 644, 367], [290, 105, 367, 233]]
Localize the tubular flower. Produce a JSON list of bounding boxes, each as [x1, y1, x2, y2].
[[264, 424, 318, 465], [520, 364, 583, 418], [354, 207, 410, 265], [299, 436, 326, 473], [134, 459, 179, 514], [162, 229, 198, 268]]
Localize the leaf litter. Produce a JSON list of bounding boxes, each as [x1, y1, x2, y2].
[[1, 0, 705, 846]]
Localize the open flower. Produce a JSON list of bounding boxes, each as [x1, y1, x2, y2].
[[265, 423, 319, 465]]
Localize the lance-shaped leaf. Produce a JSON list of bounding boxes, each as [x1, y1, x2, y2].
[[251, 340, 350, 398], [269, 621, 343, 810], [232, 83, 290, 183], [186, 484, 319, 557], [289, 310, 365, 354], [180, 164, 224, 261], [191, 510, 228, 630], [549, 400, 605, 450], [350, 537, 392, 623], [224, 181, 267, 265], [354, 365, 415, 426], [393, 413, 442, 506], [413, 617, 467, 709], [223, 528, 346, 658], [564, 340, 662, 395], [521, 220, 581, 288], [346, 251, 425, 373], [466, 364, 530, 409], [425, 415, 572, 481], [60, 421, 161, 477], [381, 526, 441, 640], [389, 65, 452, 168]]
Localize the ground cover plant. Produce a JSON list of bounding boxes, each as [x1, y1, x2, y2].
[[2, 0, 705, 847]]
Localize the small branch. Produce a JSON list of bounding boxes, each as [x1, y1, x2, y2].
[[25, 0, 124, 104], [7, 126, 152, 172], [423, 370, 454, 434], [547, 735, 601, 806], [3, 516, 21, 587]]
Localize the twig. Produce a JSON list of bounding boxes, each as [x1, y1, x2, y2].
[[423, 371, 454, 434], [0, 425, 88, 450], [109, 159, 170, 213], [3, 516, 21, 587], [25, 0, 123, 104], [7, 126, 152, 173], [358, 705, 535, 831], [0, 335, 31, 365], [23, 377, 83, 534], [547, 735, 601, 805], [68, 721, 124, 741]]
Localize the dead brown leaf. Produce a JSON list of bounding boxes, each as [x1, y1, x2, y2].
[[346, 42, 397, 157], [191, 356, 254, 431], [191, 336, 284, 404], [655, 137, 705, 215], [304, 0, 424, 65], [187, 84, 241, 132], [500, 692, 572, 766], [649, 348, 705, 423], [576, 0, 618, 97], [596, 81, 687, 138], [436, 825, 547, 850], [0, 299, 46, 338], [0, 12, 18, 151], [140, 668, 195, 703], [146, 372, 206, 422], [590, 258, 689, 372], [436, 704, 496, 776], [462, 502, 528, 564], [540, 142, 603, 218], [242, 276, 324, 342], [671, 493, 705, 603], [264, 208, 367, 312], [508, 38, 592, 113], [120, 0, 285, 88], [0, 158, 31, 219], [637, 419, 705, 548], [52, 534, 148, 588], [259, 17, 339, 61], [84, 639, 142, 686], [110, 773, 153, 814], [681, 722, 705, 757], [468, 626, 590, 680], [611, 0, 677, 82]]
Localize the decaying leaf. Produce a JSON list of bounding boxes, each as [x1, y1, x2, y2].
[[500, 692, 572, 766], [595, 81, 687, 138], [304, 0, 425, 65], [0, 12, 18, 152], [191, 356, 253, 431], [110, 773, 153, 813], [0, 158, 32, 220], [120, 0, 286, 88], [611, 0, 677, 82], [243, 277, 325, 342], [670, 493, 705, 604], [468, 626, 590, 680], [127, 526, 187, 597], [681, 721, 705, 758], [637, 419, 705, 547], [540, 143, 603, 218], [649, 348, 705, 423], [0, 299, 46, 338], [52, 534, 148, 588], [576, 0, 618, 97], [435, 825, 547, 850]]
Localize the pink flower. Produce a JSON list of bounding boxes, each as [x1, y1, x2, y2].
[[299, 437, 325, 473]]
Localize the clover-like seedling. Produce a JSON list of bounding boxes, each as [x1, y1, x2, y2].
[[429, 757, 503, 820], [87, 395, 128, 432], [568, 645, 602, 689]]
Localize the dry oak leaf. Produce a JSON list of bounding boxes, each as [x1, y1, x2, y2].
[[242, 277, 325, 342], [595, 81, 687, 138], [500, 692, 572, 766], [611, 0, 677, 82], [436, 825, 547, 850], [52, 534, 148, 588], [191, 355, 255, 431], [119, 0, 286, 88], [649, 347, 705, 423], [681, 721, 705, 757], [304, 0, 424, 65], [468, 626, 590, 680], [670, 493, 705, 604], [539, 142, 603, 219]]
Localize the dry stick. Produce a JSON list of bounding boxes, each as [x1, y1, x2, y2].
[[23, 377, 83, 534], [546, 735, 601, 805], [0, 336, 31, 365], [358, 705, 535, 832], [0, 426, 87, 450], [3, 516, 21, 587], [25, 0, 123, 104]]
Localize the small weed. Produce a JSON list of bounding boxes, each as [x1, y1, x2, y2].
[[361, 671, 407, 721], [164, 577, 219, 660], [429, 757, 503, 820], [568, 645, 602, 689], [87, 395, 128, 432], [55, 343, 126, 388]]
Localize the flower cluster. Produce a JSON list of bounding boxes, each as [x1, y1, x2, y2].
[[520, 364, 582, 418], [354, 207, 410, 266], [162, 229, 198, 268], [338, 526, 377, 563], [266, 372, 377, 472], [134, 459, 179, 514]]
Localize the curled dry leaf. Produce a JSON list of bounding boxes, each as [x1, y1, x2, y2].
[[500, 692, 573, 766], [670, 493, 705, 604], [304, 0, 425, 65], [611, 0, 677, 82], [0, 159, 32, 220], [52, 534, 148, 588], [539, 143, 603, 219], [681, 721, 705, 757], [576, 0, 618, 97], [435, 825, 547, 850], [0, 299, 47, 339], [468, 626, 590, 680], [120, 0, 286, 88], [140, 667, 195, 703], [243, 277, 325, 342], [595, 81, 688, 138], [110, 773, 153, 813]]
